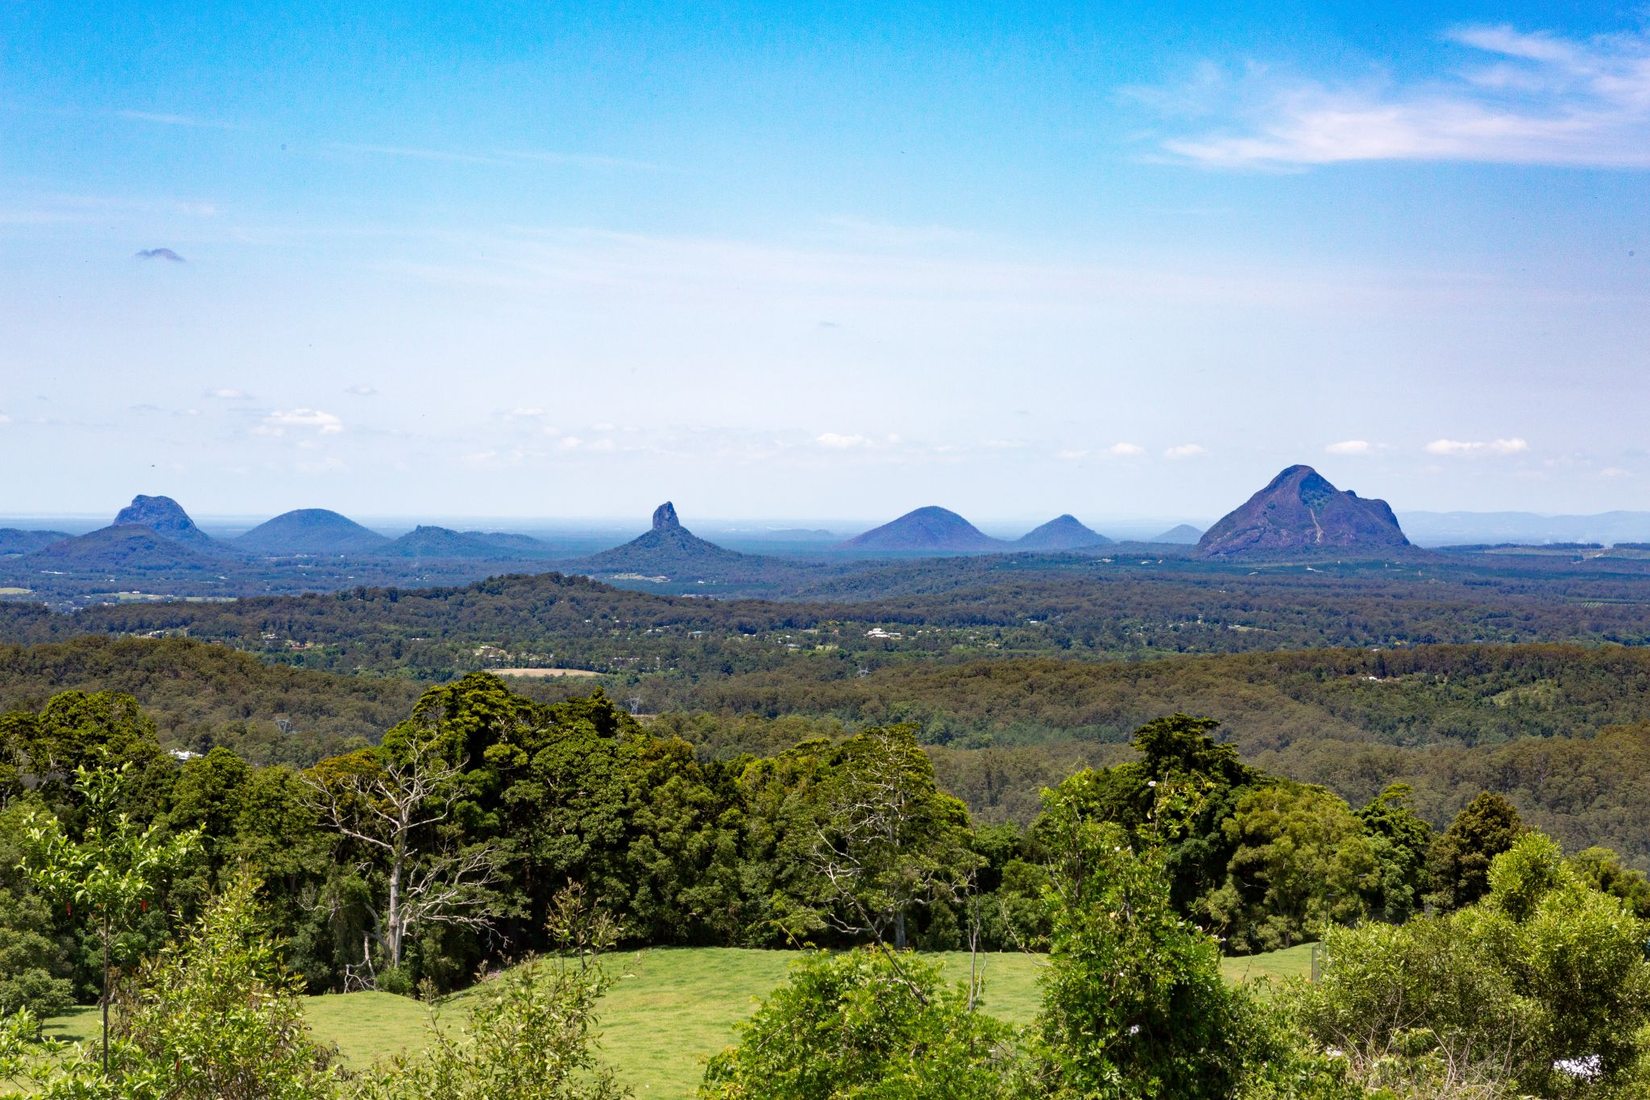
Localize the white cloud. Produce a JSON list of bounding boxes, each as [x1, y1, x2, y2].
[[255, 408, 344, 436], [1158, 25, 1650, 168], [557, 435, 583, 450], [0, 412, 10, 425], [206, 387, 251, 400], [345, 385, 377, 396], [1425, 437, 1529, 456], [1108, 442, 1146, 457], [817, 432, 871, 449], [1165, 443, 1208, 459], [1057, 448, 1089, 461], [1601, 466, 1631, 478], [1325, 439, 1373, 455]]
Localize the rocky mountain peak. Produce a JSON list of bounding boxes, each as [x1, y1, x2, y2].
[[112, 494, 211, 545], [652, 501, 680, 531], [1196, 465, 1410, 559]]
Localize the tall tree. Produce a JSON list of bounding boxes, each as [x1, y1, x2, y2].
[[1428, 791, 1526, 911], [807, 726, 979, 951], [305, 737, 503, 982], [20, 764, 197, 1073]]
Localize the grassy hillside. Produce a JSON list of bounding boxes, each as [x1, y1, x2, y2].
[[45, 945, 1311, 1098]]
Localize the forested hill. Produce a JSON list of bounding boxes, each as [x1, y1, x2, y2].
[[0, 636, 424, 763], [8, 552, 1650, 682], [4, 632, 1650, 867], [677, 644, 1650, 863]]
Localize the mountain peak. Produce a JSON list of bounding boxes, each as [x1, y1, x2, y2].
[[844, 506, 1004, 553], [237, 508, 388, 555], [584, 503, 744, 576], [112, 494, 212, 546], [1016, 514, 1111, 551], [1197, 466, 1410, 559]]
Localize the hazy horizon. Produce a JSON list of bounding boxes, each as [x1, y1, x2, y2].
[[5, 2, 1646, 519]]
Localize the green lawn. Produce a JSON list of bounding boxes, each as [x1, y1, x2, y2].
[[45, 945, 1312, 1098]]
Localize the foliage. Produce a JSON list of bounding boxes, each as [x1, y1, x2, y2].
[[20, 763, 198, 1070], [1033, 775, 1252, 1099], [803, 726, 980, 950], [104, 874, 337, 1099], [1295, 831, 1650, 1097], [698, 948, 1022, 1099], [1427, 792, 1526, 911], [1203, 782, 1378, 953], [1355, 785, 1433, 924], [352, 957, 627, 1100]]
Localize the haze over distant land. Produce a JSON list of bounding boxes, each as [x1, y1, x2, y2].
[[3, 4, 1647, 517]]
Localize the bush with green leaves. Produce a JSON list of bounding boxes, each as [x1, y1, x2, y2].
[[1295, 831, 1650, 1097], [699, 947, 1023, 1099], [107, 873, 336, 1099], [354, 957, 626, 1100]]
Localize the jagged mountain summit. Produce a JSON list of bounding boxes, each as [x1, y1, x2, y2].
[[582, 502, 746, 573], [112, 494, 215, 547], [1197, 465, 1410, 559], [237, 509, 390, 555], [1016, 514, 1111, 551], [844, 507, 1004, 553]]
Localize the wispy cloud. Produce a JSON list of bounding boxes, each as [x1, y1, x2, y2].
[[1108, 442, 1146, 457], [206, 388, 252, 400], [117, 110, 238, 131], [1325, 439, 1374, 455], [1157, 25, 1650, 168], [345, 385, 377, 396], [1425, 436, 1529, 456], [255, 408, 344, 436]]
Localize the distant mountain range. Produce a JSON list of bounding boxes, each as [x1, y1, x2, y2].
[[1197, 465, 1410, 559], [114, 495, 216, 548], [12, 481, 1650, 607], [842, 507, 1112, 553], [1398, 511, 1650, 548], [0, 529, 71, 556]]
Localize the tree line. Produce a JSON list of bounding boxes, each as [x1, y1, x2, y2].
[[4, 691, 1649, 1097]]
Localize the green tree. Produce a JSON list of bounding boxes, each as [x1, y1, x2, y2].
[[806, 726, 979, 950], [1202, 782, 1377, 953], [699, 948, 1021, 1099], [1355, 784, 1432, 924], [1297, 830, 1650, 1096], [1427, 791, 1526, 911], [1034, 775, 1251, 1099], [20, 764, 197, 1073]]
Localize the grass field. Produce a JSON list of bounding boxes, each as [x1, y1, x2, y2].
[[45, 945, 1312, 1097]]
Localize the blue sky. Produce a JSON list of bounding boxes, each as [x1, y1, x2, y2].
[[3, 1, 1647, 524]]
